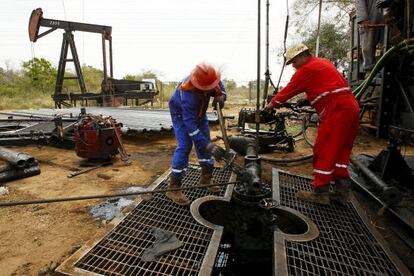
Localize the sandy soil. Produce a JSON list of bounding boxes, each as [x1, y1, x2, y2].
[[0, 108, 413, 275]]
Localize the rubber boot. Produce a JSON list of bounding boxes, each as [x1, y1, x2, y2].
[[199, 166, 220, 193], [331, 178, 351, 203], [296, 185, 330, 205], [165, 175, 191, 206]]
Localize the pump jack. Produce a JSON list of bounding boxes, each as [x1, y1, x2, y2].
[[28, 8, 158, 108]]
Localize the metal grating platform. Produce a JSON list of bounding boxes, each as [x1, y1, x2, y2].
[[274, 170, 410, 276], [59, 166, 231, 275]]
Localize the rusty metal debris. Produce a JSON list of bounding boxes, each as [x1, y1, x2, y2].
[[67, 162, 112, 178]]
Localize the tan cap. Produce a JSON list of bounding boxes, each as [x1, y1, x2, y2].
[[285, 43, 310, 65]]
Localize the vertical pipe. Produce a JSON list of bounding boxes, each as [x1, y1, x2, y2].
[[102, 34, 108, 105], [315, 0, 323, 57], [109, 36, 113, 78], [256, 0, 261, 135], [262, 0, 270, 108], [102, 34, 108, 84]]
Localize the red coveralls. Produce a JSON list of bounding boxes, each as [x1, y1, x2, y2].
[[271, 56, 360, 187]]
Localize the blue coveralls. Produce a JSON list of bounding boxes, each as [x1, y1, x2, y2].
[[169, 76, 226, 178]]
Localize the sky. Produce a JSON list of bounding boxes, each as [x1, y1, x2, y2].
[[0, 0, 301, 86]]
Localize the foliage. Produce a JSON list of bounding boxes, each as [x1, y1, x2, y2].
[[21, 58, 57, 93], [122, 70, 158, 81], [288, 0, 353, 66], [291, 0, 354, 29], [222, 79, 237, 90], [0, 58, 259, 110], [301, 22, 349, 65]]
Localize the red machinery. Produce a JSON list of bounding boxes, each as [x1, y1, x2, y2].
[[74, 114, 129, 162]]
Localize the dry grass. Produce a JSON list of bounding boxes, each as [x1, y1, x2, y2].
[[0, 93, 53, 110]]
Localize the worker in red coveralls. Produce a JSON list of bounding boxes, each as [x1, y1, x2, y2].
[[167, 63, 226, 206], [264, 44, 360, 205]]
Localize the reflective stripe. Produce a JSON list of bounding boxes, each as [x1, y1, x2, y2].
[[275, 100, 283, 105], [172, 168, 184, 173], [313, 169, 334, 175], [189, 129, 200, 137], [335, 163, 348, 168], [180, 90, 183, 100], [310, 87, 351, 105], [199, 158, 214, 162]]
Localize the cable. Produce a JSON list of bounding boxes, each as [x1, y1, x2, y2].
[[275, 0, 289, 94], [0, 181, 239, 207]]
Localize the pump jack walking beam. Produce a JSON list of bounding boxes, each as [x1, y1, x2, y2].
[[28, 8, 113, 107]]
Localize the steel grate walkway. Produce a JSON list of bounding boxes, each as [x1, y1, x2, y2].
[[71, 166, 231, 275], [277, 171, 405, 276]]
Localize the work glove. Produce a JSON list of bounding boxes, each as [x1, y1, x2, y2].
[[263, 102, 274, 114], [212, 94, 225, 110], [206, 143, 226, 161], [296, 98, 310, 107]]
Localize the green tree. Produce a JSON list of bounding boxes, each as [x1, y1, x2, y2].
[[291, 0, 353, 29], [122, 70, 159, 81], [222, 79, 237, 90], [21, 58, 56, 93], [82, 65, 104, 92], [301, 22, 349, 65]]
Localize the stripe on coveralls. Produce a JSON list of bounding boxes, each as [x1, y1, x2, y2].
[[189, 129, 200, 136], [313, 169, 334, 175]]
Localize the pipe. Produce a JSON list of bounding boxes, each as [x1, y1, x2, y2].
[[256, 0, 261, 136], [262, 0, 270, 109], [228, 136, 257, 156], [0, 181, 238, 207], [350, 156, 401, 204], [0, 146, 35, 168], [0, 164, 40, 184], [260, 154, 313, 164]]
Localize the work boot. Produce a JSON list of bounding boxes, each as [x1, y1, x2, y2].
[[296, 185, 330, 205], [331, 178, 351, 203], [199, 166, 221, 193], [165, 176, 191, 206]]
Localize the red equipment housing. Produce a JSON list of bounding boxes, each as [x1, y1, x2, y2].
[[74, 116, 122, 160]]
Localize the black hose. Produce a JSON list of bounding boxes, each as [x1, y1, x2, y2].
[[0, 181, 239, 207], [302, 116, 316, 147], [260, 153, 313, 164]]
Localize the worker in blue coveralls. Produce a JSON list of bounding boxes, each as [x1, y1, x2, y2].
[[167, 63, 226, 205]]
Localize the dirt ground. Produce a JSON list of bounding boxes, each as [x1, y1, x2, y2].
[[0, 109, 413, 275]]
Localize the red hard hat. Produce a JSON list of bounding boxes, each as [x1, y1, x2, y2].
[[190, 63, 221, 91]]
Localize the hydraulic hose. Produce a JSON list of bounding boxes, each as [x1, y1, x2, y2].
[[354, 39, 414, 99], [260, 153, 313, 164]]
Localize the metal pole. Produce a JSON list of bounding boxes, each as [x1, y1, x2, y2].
[[256, 0, 261, 135], [262, 0, 270, 108], [315, 0, 323, 57]]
